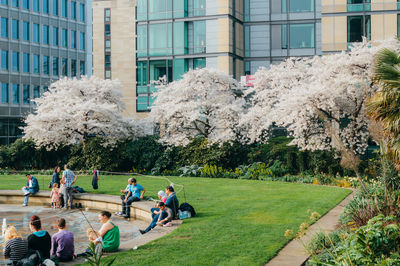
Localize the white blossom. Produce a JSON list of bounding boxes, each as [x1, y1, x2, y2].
[[149, 68, 246, 146], [242, 38, 400, 161], [23, 76, 141, 149]]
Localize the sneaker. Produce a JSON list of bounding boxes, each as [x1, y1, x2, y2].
[[115, 212, 123, 216], [122, 215, 130, 219], [22, 204, 27, 207], [139, 230, 145, 235], [23, 192, 30, 196]]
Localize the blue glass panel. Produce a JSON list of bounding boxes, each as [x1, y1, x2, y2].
[[1, 50, 8, 70], [33, 54, 39, 74], [22, 21, 29, 41], [52, 0, 58, 15], [79, 3, 84, 21], [1, 83, 8, 103], [43, 25, 49, 44], [52, 57, 58, 76], [79, 32, 85, 50], [12, 84, 19, 104], [12, 51, 18, 71], [43, 0, 49, 13], [43, 55, 49, 74], [70, 1, 76, 19], [12, 19, 18, 39], [23, 84, 29, 104], [33, 23, 39, 43], [23, 53, 29, 73], [1, 18, 8, 38]]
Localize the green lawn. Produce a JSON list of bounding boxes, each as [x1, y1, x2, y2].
[[0, 174, 351, 265]]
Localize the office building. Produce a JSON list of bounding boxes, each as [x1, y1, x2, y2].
[[0, 0, 92, 144]]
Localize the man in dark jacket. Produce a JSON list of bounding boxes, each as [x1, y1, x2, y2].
[[22, 174, 40, 206], [165, 185, 179, 219]]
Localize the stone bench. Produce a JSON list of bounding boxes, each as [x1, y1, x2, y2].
[[0, 190, 154, 222]]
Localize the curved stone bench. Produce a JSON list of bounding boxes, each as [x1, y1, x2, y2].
[[0, 190, 154, 222]]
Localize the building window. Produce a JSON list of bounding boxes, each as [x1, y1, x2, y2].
[[173, 22, 188, 55], [281, 0, 314, 13], [1, 50, 8, 70], [71, 30, 76, 48], [347, 0, 371, 12], [43, 0, 49, 13], [33, 85, 40, 98], [43, 25, 49, 44], [71, 1, 76, 19], [173, 59, 188, 80], [62, 0, 67, 17], [1, 83, 8, 103], [137, 25, 146, 56], [105, 55, 110, 68], [104, 24, 110, 37], [23, 85, 29, 104], [80, 32, 85, 50], [52, 27, 58, 45], [137, 96, 149, 111], [347, 15, 371, 43], [148, 0, 172, 20], [289, 23, 314, 48], [193, 58, 206, 69], [137, 0, 147, 21], [23, 53, 29, 72], [193, 21, 205, 54], [137, 61, 147, 87], [282, 24, 287, 49], [62, 58, 67, 76], [79, 3, 85, 21], [53, 0, 58, 16], [105, 8, 110, 22], [12, 84, 19, 104], [1, 18, 8, 38], [43, 55, 49, 74], [105, 70, 111, 79], [173, 0, 187, 18], [22, 21, 29, 41], [12, 51, 19, 72], [12, 19, 18, 39], [149, 23, 172, 56], [71, 59, 76, 76], [33, 23, 39, 43], [33, 0, 39, 11], [104, 39, 110, 52], [62, 28, 67, 47], [1, 0, 8, 6], [22, 0, 28, 9], [33, 54, 39, 74], [193, 0, 206, 17], [79, 60, 85, 75], [52, 56, 58, 76], [43, 86, 48, 92], [12, 0, 18, 7]]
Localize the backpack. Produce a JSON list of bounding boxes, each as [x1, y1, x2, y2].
[[179, 202, 196, 217]]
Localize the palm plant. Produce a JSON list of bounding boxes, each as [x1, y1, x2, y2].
[[367, 48, 400, 168]]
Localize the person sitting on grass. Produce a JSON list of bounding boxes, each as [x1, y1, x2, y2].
[[28, 215, 52, 261], [150, 190, 168, 219], [22, 174, 39, 207], [165, 185, 179, 219], [51, 218, 74, 263], [3, 226, 28, 265], [88, 211, 120, 253], [118, 178, 145, 219], [140, 202, 173, 234]]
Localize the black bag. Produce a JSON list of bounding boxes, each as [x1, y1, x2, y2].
[[92, 170, 99, 190], [179, 203, 196, 217], [16, 250, 41, 266]]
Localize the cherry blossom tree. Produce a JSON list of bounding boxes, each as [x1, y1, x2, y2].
[[23, 76, 141, 150], [241, 39, 400, 193], [149, 68, 246, 146]]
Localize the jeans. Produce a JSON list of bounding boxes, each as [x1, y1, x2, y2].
[[151, 207, 160, 219], [63, 187, 73, 208], [144, 211, 168, 233], [22, 187, 36, 205], [121, 195, 140, 217]]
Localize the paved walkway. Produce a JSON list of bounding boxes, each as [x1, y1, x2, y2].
[[266, 190, 354, 266]]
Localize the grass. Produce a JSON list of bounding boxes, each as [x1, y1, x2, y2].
[[0, 174, 351, 265]]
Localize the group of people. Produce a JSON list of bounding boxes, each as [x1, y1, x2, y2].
[[3, 211, 120, 265], [114, 178, 179, 234], [22, 165, 77, 209]]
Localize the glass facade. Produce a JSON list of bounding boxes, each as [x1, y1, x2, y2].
[[80, 32, 85, 50], [62, 28, 67, 47], [12, 19, 18, 39], [22, 0, 28, 9], [12, 0, 18, 8], [33, 54, 39, 74], [62, 57, 67, 76], [62, 0, 67, 18], [1, 50, 8, 70], [289, 24, 315, 48], [22, 21, 29, 41], [12, 84, 18, 104], [12, 51, 18, 72], [1, 18, 8, 38], [71, 30, 76, 48], [71, 59, 76, 76], [71, 1, 76, 20], [347, 0, 371, 12], [1, 83, 8, 103], [33, 85, 40, 98], [23, 84, 29, 104], [23, 53, 29, 73], [43, 55, 49, 74], [43, 0, 49, 13], [53, 0, 58, 16], [33, 0, 39, 12], [33, 23, 39, 43], [43, 25, 49, 44], [52, 56, 58, 76], [348, 15, 371, 43], [53, 27, 58, 46], [79, 3, 85, 21], [80, 60, 85, 75]]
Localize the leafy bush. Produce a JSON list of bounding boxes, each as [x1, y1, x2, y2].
[[308, 215, 400, 265], [241, 162, 273, 180]]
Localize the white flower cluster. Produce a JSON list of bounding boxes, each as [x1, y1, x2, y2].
[[149, 68, 246, 146], [23, 76, 142, 149]]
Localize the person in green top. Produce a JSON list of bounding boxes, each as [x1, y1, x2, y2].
[[90, 211, 120, 253]]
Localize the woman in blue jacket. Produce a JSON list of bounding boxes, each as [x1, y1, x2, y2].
[[22, 174, 40, 206]]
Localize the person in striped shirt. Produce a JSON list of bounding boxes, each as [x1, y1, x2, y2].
[[3, 226, 28, 264], [61, 164, 78, 209]]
